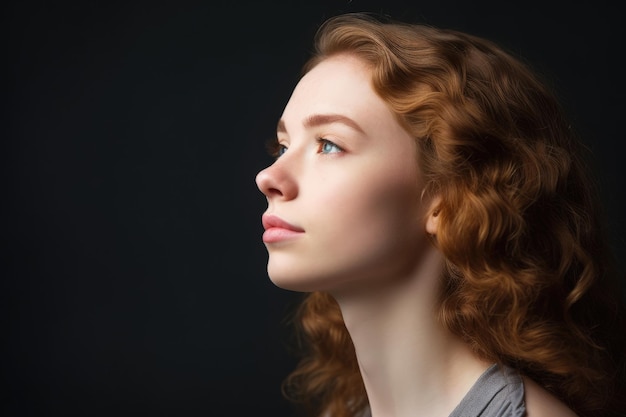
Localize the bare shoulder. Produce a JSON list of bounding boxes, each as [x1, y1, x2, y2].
[[522, 376, 578, 417]]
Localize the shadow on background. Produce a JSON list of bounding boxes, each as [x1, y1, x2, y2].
[[4, 1, 624, 416]]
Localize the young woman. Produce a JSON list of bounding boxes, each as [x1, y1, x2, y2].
[[255, 13, 626, 417]]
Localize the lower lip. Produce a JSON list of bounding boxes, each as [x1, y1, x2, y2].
[[262, 227, 304, 243]]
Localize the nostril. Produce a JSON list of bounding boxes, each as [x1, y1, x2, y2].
[[267, 187, 283, 197]]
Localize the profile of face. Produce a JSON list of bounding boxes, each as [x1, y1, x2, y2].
[[255, 54, 438, 294]]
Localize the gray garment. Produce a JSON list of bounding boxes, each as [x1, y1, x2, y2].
[[355, 363, 525, 417], [448, 363, 526, 417]]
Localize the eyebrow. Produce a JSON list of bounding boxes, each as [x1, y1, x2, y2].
[[276, 113, 365, 134]]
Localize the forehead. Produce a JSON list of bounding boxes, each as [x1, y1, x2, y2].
[[281, 55, 395, 129]]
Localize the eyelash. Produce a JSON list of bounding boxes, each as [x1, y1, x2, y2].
[[266, 138, 344, 158], [316, 138, 343, 154]]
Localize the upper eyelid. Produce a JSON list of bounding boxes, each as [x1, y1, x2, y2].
[[317, 137, 345, 153], [268, 135, 345, 152], [317, 137, 339, 146]]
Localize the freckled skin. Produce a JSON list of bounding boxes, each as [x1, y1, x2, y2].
[[256, 53, 580, 417], [256, 55, 433, 294]]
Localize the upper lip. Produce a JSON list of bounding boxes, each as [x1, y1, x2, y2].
[[262, 214, 304, 232]]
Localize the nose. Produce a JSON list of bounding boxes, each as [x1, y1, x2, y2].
[[255, 160, 297, 201]]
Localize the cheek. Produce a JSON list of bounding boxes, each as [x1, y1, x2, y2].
[[317, 166, 426, 260], [267, 152, 428, 292]]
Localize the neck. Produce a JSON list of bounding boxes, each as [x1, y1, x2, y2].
[[332, 248, 490, 417]]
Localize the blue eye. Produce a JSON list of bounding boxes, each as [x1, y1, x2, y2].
[[276, 144, 287, 157], [317, 138, 343, 154]]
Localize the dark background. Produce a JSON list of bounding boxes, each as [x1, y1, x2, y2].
[[4, 1, 624, 416]]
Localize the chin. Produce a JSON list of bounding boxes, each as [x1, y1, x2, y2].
[[266, 265, 340, 292], [267, 273, 318, 292], [266, 258, 316, 292]]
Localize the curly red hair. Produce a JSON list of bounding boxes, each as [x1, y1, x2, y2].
[[281, 13, 626, 417]]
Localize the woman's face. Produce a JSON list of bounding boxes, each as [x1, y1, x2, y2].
[[256, 54, 435, 294]]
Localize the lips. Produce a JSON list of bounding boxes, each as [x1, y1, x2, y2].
[[262, 214, 304, 243]]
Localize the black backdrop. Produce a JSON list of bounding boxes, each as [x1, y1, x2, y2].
[[4, 1, 625, 416]]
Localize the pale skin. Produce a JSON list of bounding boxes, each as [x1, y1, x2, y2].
[[256, 54, 576, 417]]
